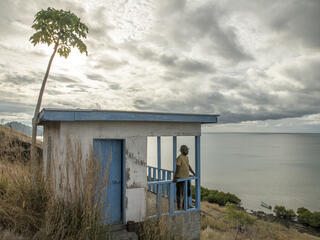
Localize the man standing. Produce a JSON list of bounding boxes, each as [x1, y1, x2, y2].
[[173, 145, 195, 210]]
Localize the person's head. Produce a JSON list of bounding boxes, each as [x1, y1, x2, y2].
[[180, 145, 189, 155]]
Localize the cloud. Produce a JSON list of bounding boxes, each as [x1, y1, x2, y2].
[[0, 0, 319, 131], [1, 73, 38, 85]]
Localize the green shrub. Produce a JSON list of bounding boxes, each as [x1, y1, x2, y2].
[[273, 205, 296, 220], [225, 203, 255, 229], [297, 207, 320, 228], [192, 186, 241, 206]]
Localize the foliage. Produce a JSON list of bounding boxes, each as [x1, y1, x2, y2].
[[226, 203, 255, 227], [273, 205, 296, 220], [30, 7, 88, 58], [192, 186, 241, 206], [297, 207, 320, 228], [0, 138, 110, 239], [138, 217, 177, 240], [0, 163, 48, 237]]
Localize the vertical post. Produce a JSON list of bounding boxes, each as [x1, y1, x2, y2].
[[162, 170, 166, 196], [167, 171, 171, 195], [173, 136, 177, 172], [184, 180, 188, 211], [148, 166, 151, 191], [153, 167, 156, 192], [157, 136, 161, 180], [169, 182, 174, 214], [195, 136, 201, 210], [156, 183, 161, 213], [122, 140, 126, 224], [173, 136, 177, 203]]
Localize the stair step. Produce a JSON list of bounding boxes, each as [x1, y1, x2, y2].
[[110, 223, 126, 232], [111, 230, 138, 240]]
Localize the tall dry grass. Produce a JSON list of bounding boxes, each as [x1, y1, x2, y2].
[[0, 132, 111, 240], [138, 216, 178, 240]]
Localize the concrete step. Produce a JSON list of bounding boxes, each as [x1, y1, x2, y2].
[[110, 223, 126, 232], [111, 229, 138, 240]]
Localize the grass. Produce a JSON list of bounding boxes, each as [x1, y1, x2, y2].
[[0, 130, 111, 240], [200, 201, 320, 240]]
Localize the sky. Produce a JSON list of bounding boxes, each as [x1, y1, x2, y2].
[[0, 0, 320, 132]]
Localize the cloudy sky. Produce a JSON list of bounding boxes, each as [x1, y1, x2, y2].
[[0, 0, 320, 132]]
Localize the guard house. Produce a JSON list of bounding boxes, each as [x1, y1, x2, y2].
[[39, 109, 218, 239]]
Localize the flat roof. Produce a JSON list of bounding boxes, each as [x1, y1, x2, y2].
[[38, 108, 219, 124]]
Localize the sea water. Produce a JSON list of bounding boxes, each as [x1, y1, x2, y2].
[[147, 133, 320, 212]]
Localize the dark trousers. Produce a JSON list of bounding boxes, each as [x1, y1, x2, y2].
[[176, 181, 191, 210]]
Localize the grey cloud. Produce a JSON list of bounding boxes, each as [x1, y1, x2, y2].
[[283, 59, 320, 92], [85, 73, 121, 90], [1, 73, 38, 85], [152, 1, 253, 63], [224, 0, 320, 50], [269, 0, 320, 49], [46, 89, 64, 96], [187, 4, 253, 62], [179, 59, 214, 73], [49, 74, 77, 83], [93, 56, 128, 70], [0, 101, 34, 113], [130, 45, 215, 75], [156, 0, 186, 16]]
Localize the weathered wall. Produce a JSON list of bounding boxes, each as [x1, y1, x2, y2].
[[168, 211, 201, 240], [43, 121, 200, 223]]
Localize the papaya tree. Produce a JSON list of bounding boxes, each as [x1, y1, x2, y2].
[[29, 7, 88, 174]]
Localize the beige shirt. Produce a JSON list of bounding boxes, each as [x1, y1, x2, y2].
[[175, 154, 190, 179]]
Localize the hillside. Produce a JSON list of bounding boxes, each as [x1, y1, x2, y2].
[[200, 201, 320, 240], [0, 125, 42, 162], [4, 122, 43, 136]]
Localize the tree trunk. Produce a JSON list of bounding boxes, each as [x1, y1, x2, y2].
[[31, 42, 59, 184]]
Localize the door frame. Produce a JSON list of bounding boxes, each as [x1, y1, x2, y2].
[[93, 138, 126, 224]]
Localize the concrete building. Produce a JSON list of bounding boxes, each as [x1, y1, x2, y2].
[[39, 109, 218, 239]]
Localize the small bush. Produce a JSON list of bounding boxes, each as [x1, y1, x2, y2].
[[192, 186, 241, 206], [138, 217, 176, 240], [273, 205, 296, 220], [226, 203, 255, 227], [297, 207, 320, 228]]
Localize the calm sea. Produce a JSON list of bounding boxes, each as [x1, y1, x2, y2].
[[147, 133, 320, 212]]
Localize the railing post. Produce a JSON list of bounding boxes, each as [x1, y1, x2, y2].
[[156, 183, 161, 214], [148, 166, 151, 191], [169, 182, 174, 214], [173, 136, 177, 172], [173, 136, 177, 202], [153, 167, 156, 193], [157, 136, 161, 180], [195, 136, 201, 210], [184, 180, 188, 211], [161, 170, 165, 196]]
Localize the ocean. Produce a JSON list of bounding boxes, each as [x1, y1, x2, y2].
[[147, 133, 320, 212]]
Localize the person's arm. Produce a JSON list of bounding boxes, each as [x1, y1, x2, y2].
[[189, 164, 195, 176]]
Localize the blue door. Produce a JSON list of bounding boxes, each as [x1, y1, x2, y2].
[[93, 139, 122, 224]]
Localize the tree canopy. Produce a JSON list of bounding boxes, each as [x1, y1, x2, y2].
[[29, 7, 88, 58]]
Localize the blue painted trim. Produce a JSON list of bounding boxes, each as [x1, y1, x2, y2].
[[195, 136, 201, 210], [157, 136, 161, 180], [169, 183, 175, 214], [173, 136, 177, 172], [38, 109, 218, 124], [148, 209, 200, 219], [122, 140, 126, 224]]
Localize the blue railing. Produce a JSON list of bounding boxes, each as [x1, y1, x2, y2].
[[147, 166, 173, 195], [147, 165, 198, 216]]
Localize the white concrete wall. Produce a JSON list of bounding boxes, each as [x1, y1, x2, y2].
[[43, 121, 200, 223]]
